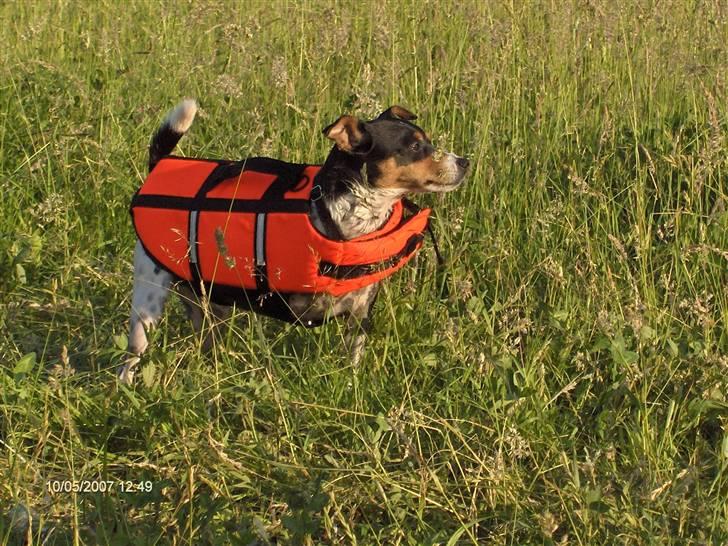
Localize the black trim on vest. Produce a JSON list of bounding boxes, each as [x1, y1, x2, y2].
[[318, 233, 424, 280], [130, 194, 311, 214], [158, 155, 234, 165], [183, 280, 330, 328]]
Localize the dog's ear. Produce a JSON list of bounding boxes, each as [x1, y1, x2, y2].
[[377, 106, 417, 121], [323, 115, 373, 154]]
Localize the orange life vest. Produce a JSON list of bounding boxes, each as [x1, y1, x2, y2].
[[130, 156, 431, 325]]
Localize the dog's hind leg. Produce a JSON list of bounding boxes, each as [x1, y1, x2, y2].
[[118, 240, 173, 384], [176, 283, 233, 352]]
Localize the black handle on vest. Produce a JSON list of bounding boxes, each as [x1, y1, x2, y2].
[[195, 158, 308, 202]]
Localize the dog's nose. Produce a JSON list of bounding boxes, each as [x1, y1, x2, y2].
[[456, 157, 470, 170]]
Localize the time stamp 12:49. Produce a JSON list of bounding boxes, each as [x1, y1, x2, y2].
[[47, 480, 153, 494]]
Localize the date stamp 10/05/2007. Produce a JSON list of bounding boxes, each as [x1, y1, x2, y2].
[[46, 480, 154, 495]]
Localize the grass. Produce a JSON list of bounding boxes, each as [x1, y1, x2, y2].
[[1, 0, 727, 543]]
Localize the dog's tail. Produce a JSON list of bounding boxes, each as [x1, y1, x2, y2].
[[149, 99, 198, 171]]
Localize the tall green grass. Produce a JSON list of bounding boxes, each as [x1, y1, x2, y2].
[[1, 0, 726, 543]]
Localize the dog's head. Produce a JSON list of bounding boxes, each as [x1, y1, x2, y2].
[[322, 106, 469, 194]]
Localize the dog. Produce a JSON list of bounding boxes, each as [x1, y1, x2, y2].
[[119, 99, 469, 383]]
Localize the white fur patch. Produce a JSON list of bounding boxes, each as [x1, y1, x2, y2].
[[119, 240, 173, 383], [326, 182, 405, 240], [166, 99, 198, 134]]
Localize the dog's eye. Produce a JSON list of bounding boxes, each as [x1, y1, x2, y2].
[[409, 141, 422, 152]]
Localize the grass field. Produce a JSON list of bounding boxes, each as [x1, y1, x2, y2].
[[1, 0, 727, 544]]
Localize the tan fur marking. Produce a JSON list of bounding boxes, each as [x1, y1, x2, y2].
[[374, 156, 441, 191], [324, 115, 364, 152], [384, 105, 417, 121]]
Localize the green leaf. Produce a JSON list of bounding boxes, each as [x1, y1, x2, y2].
[[571, 457, 580, 489], [421, 353, 438, 367], [639, 325, 656, 341], [496, 355, 513, 369], [446, 520, 484, 546], [375, 413, 391, 433], [308, 492, 329, 512], [689, 340, 705, 356], [591, 336, 611, 352], [585, 487, 601, 505], [466, 296, 485, 317], [15, 263, 26, 284], [588, 500, 610, 513], [610, 336, 638, 366], [119, 385, 142, 409], [141, 362, 156, 389], [114, 334, 128, 351], [12, 232, 42, 265], [667, 338, 679, 357], [616, 349, 638, 365], [13, 353, 36, 375]]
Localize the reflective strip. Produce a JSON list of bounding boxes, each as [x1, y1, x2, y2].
[[189, 210, 199, 264], [255, 213, 266, 266]]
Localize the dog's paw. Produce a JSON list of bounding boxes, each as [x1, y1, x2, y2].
[[117, 357, 140, 385]]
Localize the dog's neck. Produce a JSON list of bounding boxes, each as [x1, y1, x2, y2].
[[313, 150, 405, 240]]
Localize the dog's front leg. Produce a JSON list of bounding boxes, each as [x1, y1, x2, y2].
[[118, 240, 173, 384], [344, 285, 379, 367], [345, 314, 371, 367]]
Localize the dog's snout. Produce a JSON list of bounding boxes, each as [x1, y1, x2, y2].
[[456, 157, 470, 170]]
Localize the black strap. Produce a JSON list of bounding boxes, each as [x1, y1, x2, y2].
[[426, 222, 445, 267], [402, 198, 449, 299], [130, 194, 310, 213], [402, 198, 445, 266], [261, 162, 310, 201], [310, 184, 345, 241], [191, 157, 309, 202]]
